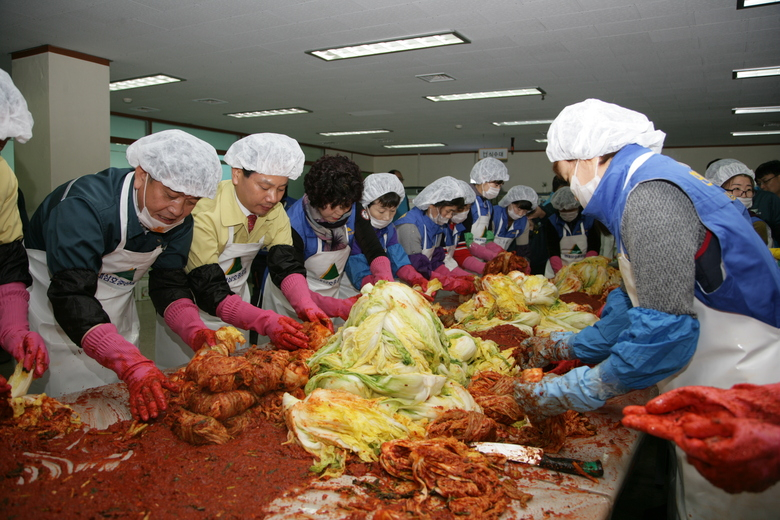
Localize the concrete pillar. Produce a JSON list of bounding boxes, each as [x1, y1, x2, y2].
[[11, 45, 110, 212]]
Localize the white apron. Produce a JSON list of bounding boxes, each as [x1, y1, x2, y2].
[[154, 226, 263, 368], [544, 222, 587, 278], [470, 201, 491, 246], [618, 151, 780, 520], [443, 225, 459, 270], [28, 173, 163, 396], [493, 229, 516, 250]]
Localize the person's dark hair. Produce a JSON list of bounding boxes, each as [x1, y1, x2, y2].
[[706, 158, 723, 170], [373, 192, 401, 208], [304, 155, 364, 209], [433, 197, 465, 208], [756, 160, 780, 179], [512, 200, 534, 211], [552, 176, 568, 192]]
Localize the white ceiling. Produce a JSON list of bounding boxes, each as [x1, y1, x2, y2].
[[1, 0, 779, 156]]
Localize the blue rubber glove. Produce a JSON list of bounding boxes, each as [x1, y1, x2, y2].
[[514, 363, 630, 421], [517, 331, 574, 369]]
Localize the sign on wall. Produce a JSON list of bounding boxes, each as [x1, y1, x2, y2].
[[479, 148, 508, 160]]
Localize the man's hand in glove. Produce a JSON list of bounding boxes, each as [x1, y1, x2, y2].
[[263, 316, 311, 351], [217, 294, 309, 350], [517, 333, 573, 369], [123, 361, 178, 422], [163, 298, 217, 352]]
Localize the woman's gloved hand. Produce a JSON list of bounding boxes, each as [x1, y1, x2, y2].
[[517, 333, 573, 369], [217, 294, 308, 350], [280, 274, 333, 331], [485, 242, 505, 255], [310, 292, 359, 321], [0, 282, 49, 377], [441, 276, 476, 295], [461, 256, 486, 275], [369, 256, 394, 282], [549, 256, 563, 274], [163, 298, 218, 352], [469, 242, 500, 262], [397, 264, 428, 292], [81, 323, 176, 421]]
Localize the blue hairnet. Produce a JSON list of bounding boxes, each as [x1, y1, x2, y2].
[[224, 133, 304, 180]]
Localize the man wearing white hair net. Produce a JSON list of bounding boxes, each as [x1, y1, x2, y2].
[[0, 69, 49, 388], [540, 186, 600, 277], [25, 129, 221, 421], [156, 133, 355, 364], [513, 99, 780, 518], [463, 158, 509, 265]]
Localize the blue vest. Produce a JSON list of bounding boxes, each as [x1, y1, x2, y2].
[[548, 212, 594, 239], [492, 206, 528, 240], [444, 222, 466, 247], [287, 199, 357, 259], [395, 207, 447, 250], [469, 194, 493, 235], [584, 144, 780, 328]]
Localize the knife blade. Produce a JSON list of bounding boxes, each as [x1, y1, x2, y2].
[[469, 442, 603, 479]]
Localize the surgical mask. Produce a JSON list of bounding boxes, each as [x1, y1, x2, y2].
[[738, 196, 753, 209], [508, 208, 526, 221], [135, 175, 184, 233], [429, 207, 450, 226], [569, 159, 601, 208], [370, 215, 392, 229], [559, 209, 579, 222], [483, 185, 500, 199], [450, 210, 469, 224]]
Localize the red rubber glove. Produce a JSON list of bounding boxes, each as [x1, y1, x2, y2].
[[549, 255, 564, 274], [369, 256, 394, 282], [280, 274, 333, 331], [163, 298, 218, 352], [441, 276, 477, 295], [468, 242, 500, 261], [0, 282, 49, 377], [396, 264, 428, 292], [217, 294, 308, 351], [82, 323, 175, 421], [641, 383, 780, 423], [485, 242, 505, 255], [461, 256, 486, 275]]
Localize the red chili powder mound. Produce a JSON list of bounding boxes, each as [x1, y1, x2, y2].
[[1, 417, 316, 519], [559, 291, 605, 312], [471, 324, 530, 350]]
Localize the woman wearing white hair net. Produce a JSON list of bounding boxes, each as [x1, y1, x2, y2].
[[513, 99, 780, 518], [156, 133, 354, 366], [439, 179, 483, 281], [705, 159, 772, 246], [25, 129, 222, 422], [487, 186, 536, 272], [541, 186, 600, 277], [0, 69, 49, 388], [463, 157, 509, 265]]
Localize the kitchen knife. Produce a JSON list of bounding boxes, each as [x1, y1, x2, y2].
[[469, 442, 603, 479]]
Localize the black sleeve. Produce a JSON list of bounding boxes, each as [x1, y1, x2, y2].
[[543, 219, 561, 256], [187, 263, 233, 317], [149, 268, 193, 317], [47, 268, 109, 345], [268, 241, 306, 289], [353, 203, 387, 264], [0, 239, 32, 286], [587, 223, 602, 253]]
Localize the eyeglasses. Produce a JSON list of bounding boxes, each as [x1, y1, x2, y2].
[[725, 187, 754, 197], [757, 175, 777, 187]]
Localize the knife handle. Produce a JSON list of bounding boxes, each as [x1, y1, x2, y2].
[[540, 454, 604, 478]]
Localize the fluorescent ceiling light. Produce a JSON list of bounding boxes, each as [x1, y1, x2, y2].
[[493, 119, 554, 126], [737, 0, 780, 8], [225, 108, 311, 118], [308, 32, 468, 61], [426, 88, 545, 102], [318, 129, 391, 136], [733, 66, 780, 79], [732, 106, 780, 114], [384, 143, 446, 149], [731, 130, 780, 136], [109, 74, 183, 91], [535, 139, 549, 143]]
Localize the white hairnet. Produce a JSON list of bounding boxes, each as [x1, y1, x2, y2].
[[704, 159, 754, 187], [456, 179, 477, 205], [546, 99, 666, 162], [126, 129, 221, 199], [224, 133, 304, 180], [550, 187, 580, 211], [413, 176, 465, 210], [499, 185, 538, 210], [469, 157, 509, 184], [0, 69, 34, 143], [361, 173, 406, 207]]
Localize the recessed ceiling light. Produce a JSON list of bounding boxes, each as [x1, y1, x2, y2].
[[737, 0, 780, 8], [732, 66, 780, 79], [732, 106, 780, 114], [225, 108, 311, 118], [384, 143, 446, 149], [194, 98, 228, 105], [110, 74, 184, 91], [425, 88, 545, 102], [731, 130, 780, 136], [307, 32, 469, 61], [535, 139, 549, 143], [493, 119, 555, 126], [318, 129, 392, 137], [416, 73, 456, 83], [130, 106, 160, 113]]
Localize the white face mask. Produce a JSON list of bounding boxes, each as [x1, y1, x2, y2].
[[135, 175, 184, 233], [559, 209, 579, 222], [483, 185, 500, 199], [450, 210, 469, 224], [738, 196, 753, 209], [508, 208, 526, 221], [569, 158, 601, 208], [370, 215, 392, 229], [428, 207, 450, 226]]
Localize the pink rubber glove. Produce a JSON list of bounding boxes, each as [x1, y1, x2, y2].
[[586, 250, 599, 258], [310, 292, 359, 321], [82, 323, 175, 421], [549, 255, 564, 274], [431, 265, 451, 280], [468, 242, 499, 261], [486, 242, 505, 255], [396, 264, 428, 292], [280, 274, 333, 331], [369, 256, 394, 282], [0, 282, 49, 377], [217, 294, 308, 351], [448, 266, 474, 278], [163, 298, 218, 352], [461, 256, 486, 275], [441, 276, 477, 295]]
